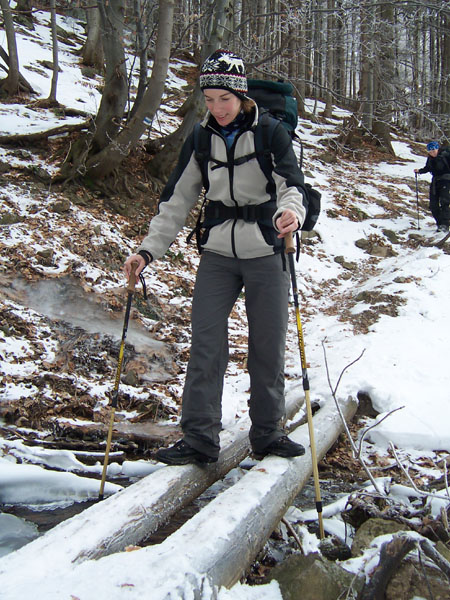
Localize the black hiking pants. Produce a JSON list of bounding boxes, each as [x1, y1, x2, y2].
[[429, 178, 450, 227], [181, 251, 290, 458]]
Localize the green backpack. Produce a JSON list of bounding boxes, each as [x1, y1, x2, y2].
[[247, 79, 299, 136]]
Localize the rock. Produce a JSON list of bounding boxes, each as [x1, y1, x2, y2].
[[319, 535, 352, 561], [370, 245, 391, 258], [351, 518, 410, 557], [356, 392, 379, 417], [268, 552, 364, 600], [50, 199, 71, 213], [382, 229, 400, 244], [318, 151, 338, 164], [355, 238, 370, 251], [334, 256, 357, 271], [0, 212, 23, 225], [386, 557, 450, 600]]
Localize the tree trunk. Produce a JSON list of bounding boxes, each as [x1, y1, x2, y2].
[[441, 10, 450, 138], [81, 0, 175, 180], [359, 0, 373, 130], [47, 0, 59, 103], [128, 0, 149, 119], [323, 0, 334, 118], [0, 0, 21, 96], [81, 4, 104, 71], [14, 0, 33, 29], [89, 0, 128, 154], [371, 2, 395, 154], [146, 0, 233, 183]]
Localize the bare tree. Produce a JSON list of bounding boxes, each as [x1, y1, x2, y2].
[[371, 1, 395, 154], [82, 3, 104, 71], [47, 0, 59, 103], [0, 0, 20, 96], [146, 0, 233, 182], [58, 0, 175, 182]]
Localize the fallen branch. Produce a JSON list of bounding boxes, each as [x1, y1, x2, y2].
[[0, 120, 92, 146], [390, 442, 450, 501], [322, 341, 388, 495], [419, 537, 450, 581], [359, 534, 417, 600]]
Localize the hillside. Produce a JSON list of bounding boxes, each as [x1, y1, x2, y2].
[[1, 8, 450, 599]]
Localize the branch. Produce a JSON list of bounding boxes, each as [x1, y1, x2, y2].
[[359, 534, 417, 600], [321, 340, 385, 495], [0, 120, 92, 146], [389, 442, 450, 501]]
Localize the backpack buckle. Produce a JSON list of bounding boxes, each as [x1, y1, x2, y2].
[[241, 205, 256, 223]]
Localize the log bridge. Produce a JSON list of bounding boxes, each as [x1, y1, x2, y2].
[[0, 395, 358, 599]]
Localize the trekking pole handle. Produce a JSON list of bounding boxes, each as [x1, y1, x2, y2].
[[127, 261, 139, 293], [285, 231, 295, 255]]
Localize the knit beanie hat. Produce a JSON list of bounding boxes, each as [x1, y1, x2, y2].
[[427, 141, 440, 151], [199, 49, 249, 100]]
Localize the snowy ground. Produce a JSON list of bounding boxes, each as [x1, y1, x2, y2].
[[1, 8, 449, 600]]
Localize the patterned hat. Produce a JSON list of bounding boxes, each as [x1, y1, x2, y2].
[[426, 141, 440, 151], [200, 49, 249, 100]]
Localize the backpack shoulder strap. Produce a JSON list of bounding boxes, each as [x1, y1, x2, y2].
[[254, 111, 279, 182], [193, 123, 211, 189], [440, 147, 450, 172]]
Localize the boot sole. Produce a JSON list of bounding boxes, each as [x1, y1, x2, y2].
[[253, 448, 306, 460], [155, 453, 218, 466]]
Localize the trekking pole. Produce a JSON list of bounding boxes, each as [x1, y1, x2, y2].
[[99, 262, 138, 500], [285, 232, 325, 539], [415, 172, 420, 230]]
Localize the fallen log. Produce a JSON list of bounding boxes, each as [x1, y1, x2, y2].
[[0, 120, 92, 146], [0, 391, 304, 573], [0, 396, 358, 600]]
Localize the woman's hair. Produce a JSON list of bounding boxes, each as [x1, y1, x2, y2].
[[242, 98, 256, 113]]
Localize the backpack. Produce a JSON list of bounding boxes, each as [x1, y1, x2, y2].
[[247, 79, 299, 136], [246, 79, 321, 231]]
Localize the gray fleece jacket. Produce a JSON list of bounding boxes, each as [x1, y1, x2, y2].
[[138, 105, 308, 261]]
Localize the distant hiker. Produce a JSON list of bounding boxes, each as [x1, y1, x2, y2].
[[415, 141, 450, 233], [124, 49, 308, 465]]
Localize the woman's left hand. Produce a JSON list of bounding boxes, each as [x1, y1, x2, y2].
[[276, 209, 299, 239]]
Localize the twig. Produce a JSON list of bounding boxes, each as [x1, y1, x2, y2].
[[321, 341, 384, 495], [357, 407, 404, 456], [281, 517, 304, 555], [389, 442, 450, 501], [418, 546, 435, 600], [419, 537, 450, 581]]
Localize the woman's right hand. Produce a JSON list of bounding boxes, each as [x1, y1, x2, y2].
[[123, 254, 146, 281]]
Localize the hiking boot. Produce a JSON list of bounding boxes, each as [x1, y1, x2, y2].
[[253, 435, 306, 460], [155, 440, 218, 465]]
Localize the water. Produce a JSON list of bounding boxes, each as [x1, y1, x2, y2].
[[10, 276, 165, 353]]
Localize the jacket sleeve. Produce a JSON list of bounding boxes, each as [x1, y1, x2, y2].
[[269, 124, 308, 229], [137, 132, 203, 260], [418, 157, 431, 174]]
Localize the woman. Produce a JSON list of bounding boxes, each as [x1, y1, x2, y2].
[[415, 141, 450, 233], [124, 49, 308, 465]]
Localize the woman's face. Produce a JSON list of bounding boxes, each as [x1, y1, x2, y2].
[[428, 149, 439, 158], [203, 89, 242, 127]]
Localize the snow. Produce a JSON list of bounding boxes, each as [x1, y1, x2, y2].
[[1, 7, 449, 600]]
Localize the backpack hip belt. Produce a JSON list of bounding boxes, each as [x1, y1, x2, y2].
[[204, 200, 276, 225]]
